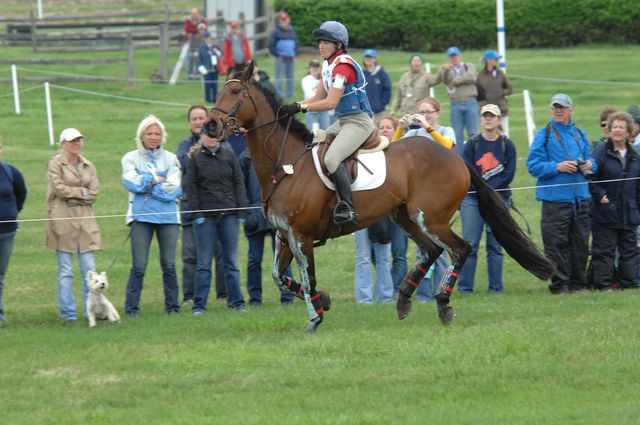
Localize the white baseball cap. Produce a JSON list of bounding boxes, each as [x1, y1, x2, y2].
[[59, 128, 84, 144]]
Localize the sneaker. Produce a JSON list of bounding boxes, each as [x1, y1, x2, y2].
[[182, 299, 193, 307], [235, 305, 248, 313], [126, 311, 139, 319], [192, 310, 204, 316], [62, 318, 77, 325]]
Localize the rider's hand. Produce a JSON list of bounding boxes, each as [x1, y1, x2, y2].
[[280, 102, 301, 117]]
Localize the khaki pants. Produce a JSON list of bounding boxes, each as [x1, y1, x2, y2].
[[325, 112, 374, 173]]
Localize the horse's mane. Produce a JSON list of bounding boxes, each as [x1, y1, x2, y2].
[[250, 80, 314, 144]]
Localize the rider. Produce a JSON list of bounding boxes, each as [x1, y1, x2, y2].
[[281, 20, 374, 225]]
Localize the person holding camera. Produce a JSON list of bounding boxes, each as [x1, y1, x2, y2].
[[526, 93, 596, 294], [589, 111, 640, 291], [398, 97, 456, 149]]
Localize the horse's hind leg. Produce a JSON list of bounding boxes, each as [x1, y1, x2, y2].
[[390, 208, 443, 320], [394, 207, 471, 325], [272, 232, 331, 312]]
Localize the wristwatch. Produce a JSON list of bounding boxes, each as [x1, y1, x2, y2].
[[298, 102, 309, 113]]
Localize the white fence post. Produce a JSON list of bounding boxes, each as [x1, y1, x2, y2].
[[45, 82, 55, 146], [11, 65, 20, 115], [523, 89, 536, 146]]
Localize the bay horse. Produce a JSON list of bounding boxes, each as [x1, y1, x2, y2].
[[207, 63, 554, 333]]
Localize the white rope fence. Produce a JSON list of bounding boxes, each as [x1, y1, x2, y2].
[[4, 176, 639, 225]]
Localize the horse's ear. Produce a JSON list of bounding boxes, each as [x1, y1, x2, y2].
[[242, 61, 255, 83]]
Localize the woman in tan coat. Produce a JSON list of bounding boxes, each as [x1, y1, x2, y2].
[[46, 128, 101, 323]]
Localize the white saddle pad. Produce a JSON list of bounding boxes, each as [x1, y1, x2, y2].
[[311, 144, 387, 191]]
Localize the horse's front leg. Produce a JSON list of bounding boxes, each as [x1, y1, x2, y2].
[[287, 232, 328, 333], [272, 231, 331, 312]]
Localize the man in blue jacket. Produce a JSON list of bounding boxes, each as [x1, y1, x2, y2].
[[268, 12, 298, 100], [526, 93, 597, 294]]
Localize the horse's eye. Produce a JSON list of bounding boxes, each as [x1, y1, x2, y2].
[[232, 88, 241, 95]]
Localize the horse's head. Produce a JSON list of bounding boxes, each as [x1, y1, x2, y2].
[[204, 62, 258, 140]]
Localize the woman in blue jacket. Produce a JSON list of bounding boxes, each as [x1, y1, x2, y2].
[[122, 115, 182, 317], [589, 111, 640, 290]]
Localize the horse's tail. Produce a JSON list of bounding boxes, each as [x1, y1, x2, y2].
[[465, 161, 555, 280]]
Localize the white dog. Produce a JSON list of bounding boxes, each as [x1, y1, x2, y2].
[[86, 271, 120, 328]]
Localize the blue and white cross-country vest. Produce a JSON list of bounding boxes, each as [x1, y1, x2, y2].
[[322, 54, 372, 118]]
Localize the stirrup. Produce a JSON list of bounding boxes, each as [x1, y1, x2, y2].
[[333, 201, 358, 225]]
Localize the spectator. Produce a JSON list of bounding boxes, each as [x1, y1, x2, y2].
[[46, 128, 100, 324], [301, 60, 331, 132], [390, 54, 439, 117], [122, 116, 182, 317], [0, 138, 27, 324], [437, 46, 479, 145], [183, 8, 207, 80], [380, 116, 409, 295], [476, 50, 512, 118], [626, 105, 640, 145], [589, 111, 640, 291], [592, 106, 618, 152], [458, 104, 517, 293], [176, 105, 227, 306], [398, 98, 455, 300], [268, 11, 298, 100], [526, 93, 596, 294], [362, 49, 392, 125], [187, 129, 249, 314], [239, 148, 294, 305], [223, 20, 252, 79], [188, 23, 207, 80], [252, 60, 277, 97], [198, 32, 223, 104], [353, 119, 396, 304], [398, 97, 456, 149]]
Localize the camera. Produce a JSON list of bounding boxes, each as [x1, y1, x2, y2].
[[410, 115, 422, 125], [576, 160, 594, 180]]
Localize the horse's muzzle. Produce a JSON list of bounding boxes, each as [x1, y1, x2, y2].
[[203, 118, 224, 139]]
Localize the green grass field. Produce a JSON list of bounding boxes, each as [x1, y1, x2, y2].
[[1, 25, 640, 425]]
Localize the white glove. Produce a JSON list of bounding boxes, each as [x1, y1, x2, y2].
[[198, 65, 207, 75]]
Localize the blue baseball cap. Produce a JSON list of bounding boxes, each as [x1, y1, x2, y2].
[[204, 31, 212, 38], [446, 46, 461, 56], [550, 93, 573, 108], [363, 49, 377, 59], [482, 50, 502, 61]]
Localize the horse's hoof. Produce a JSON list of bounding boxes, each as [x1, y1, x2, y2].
[[437, 305, 456, 326], [319, 291, 331, 312], [304, 316, 323, 333], [396, 294, 412, 320]]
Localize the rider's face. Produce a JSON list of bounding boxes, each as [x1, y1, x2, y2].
[[318, 40, 337, 60]]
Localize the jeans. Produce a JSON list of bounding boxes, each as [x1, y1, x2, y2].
[[450, 99, 480, 145], [390, 222, 408, 294], [125, 222, 180, 314], [275, 56, 295, 99], [193, 216, 245, 311], [0, 231, 16, 320], [203, 71, 219, 103], [458, 196, 509, 293], [56, 250, 95, 320], [305, 111, 332, 132], [246, 229, 294, 304], [354, 229, 394, 304], [416, 251, 449, 301], [182, 225, 227, 301]]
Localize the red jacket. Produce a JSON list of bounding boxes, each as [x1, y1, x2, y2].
[[223, 34, 252, 71]]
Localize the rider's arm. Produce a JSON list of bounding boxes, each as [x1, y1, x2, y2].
[[306, 78, 345, 112]]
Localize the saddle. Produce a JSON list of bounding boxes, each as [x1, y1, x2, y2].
[[316, 129, 389, 180]]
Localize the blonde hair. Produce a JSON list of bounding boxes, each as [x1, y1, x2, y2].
[[135, 115, 167, 148]]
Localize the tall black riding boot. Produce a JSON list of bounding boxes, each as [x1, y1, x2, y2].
[[329, 163, 358, 225]]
